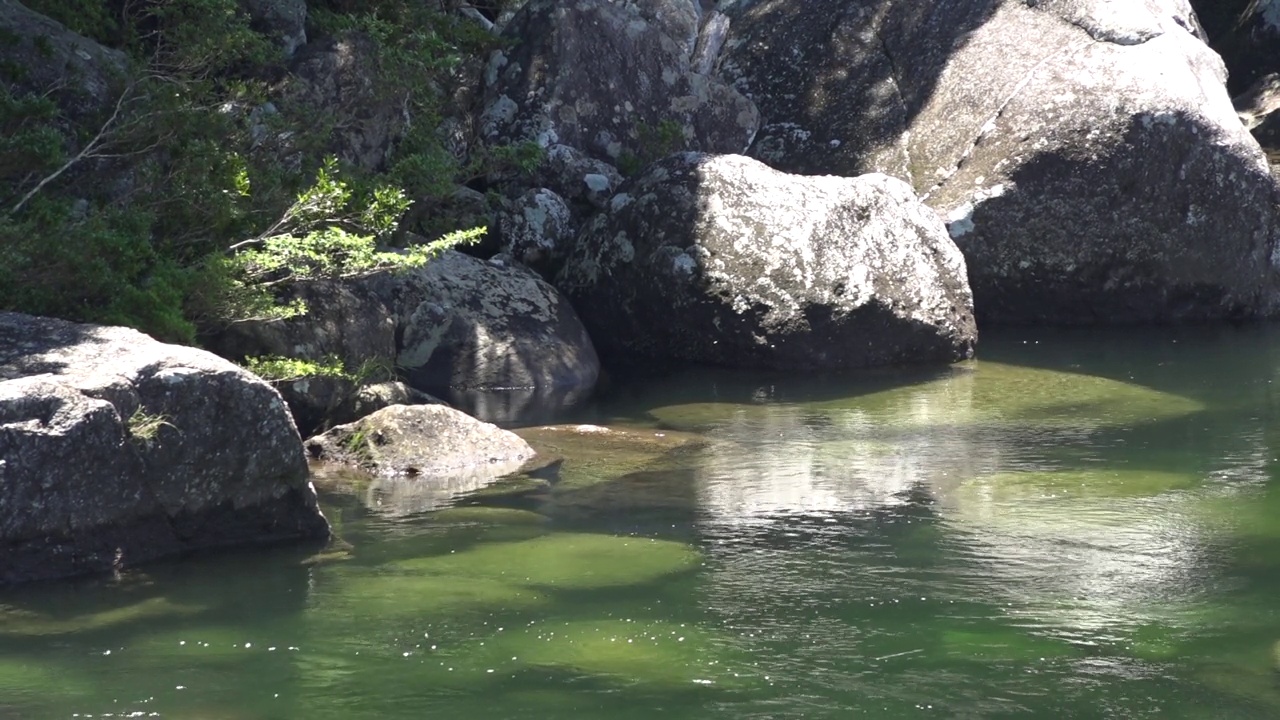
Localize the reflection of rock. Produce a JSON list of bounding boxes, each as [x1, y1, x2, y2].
[[647, 360, 1204, 530], [936, 468, 1217, 633], [446, 383, 593, 426]]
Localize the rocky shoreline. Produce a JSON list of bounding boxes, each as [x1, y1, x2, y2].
[[2, 0, 1279, 584]]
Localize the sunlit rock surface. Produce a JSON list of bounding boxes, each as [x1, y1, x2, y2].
[[719, 0, 1280, 323], [559, 152, 976, 371], [0, 312, 328, 585]]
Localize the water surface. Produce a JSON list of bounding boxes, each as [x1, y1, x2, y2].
[[3, 326, 1280, 719]]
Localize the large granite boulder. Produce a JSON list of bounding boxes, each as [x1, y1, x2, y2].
[[480, 0, 759, 165], [305, 403, 535, 477], [557, 152, 976, 370], [370, 250, 600, 395], [0, 313, 329, 585], [719, 0, 1280, 323]]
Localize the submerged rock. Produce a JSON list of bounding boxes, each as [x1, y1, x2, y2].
[[305, 403, 535, 477], [0, 312, 329, 585], [558, 152, 976, 370], [720, 0, 1280, 323]]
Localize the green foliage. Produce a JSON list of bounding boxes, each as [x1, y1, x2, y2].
[[0, 0, 499, 343], [0, 197, 197, 342], [0, 87, 63, 185], [20, 0, 119, 47], [199, 158, 485, 324], [618, 120, 687, 177], [244, 355, 353, 383]]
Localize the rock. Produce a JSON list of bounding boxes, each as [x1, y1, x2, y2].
[[557, 152, 976, 370], [205, 251, 598, 427], [1235, 72, 1280, 129], [0, 312, 328, 585], [480, 0, 759, 164], [371, 249, 600, 394], [1195, 0, 1280, 95], [305, 403, 535, 477], [272, 377, 442, 438], [241, 0, 307, 56], [207, 280, 397, 370], [399, 185, 495, 254], [0, 0, 129, 120], [528, 144, 625, 210], [283, 31, 403, 171], [496, 188, 577, 277], [719, 0, 1280, 323]]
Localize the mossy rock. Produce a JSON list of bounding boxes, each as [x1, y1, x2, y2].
[[458, 618, 751, 688], [649, 362, 1202, 434], [391, 533, 702, 590], [314, 571, 550, 623], [429, 507, 551, 526]]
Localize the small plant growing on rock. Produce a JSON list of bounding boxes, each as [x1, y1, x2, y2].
[[126, 408, 174, 444], [617, 119, 687, 177]]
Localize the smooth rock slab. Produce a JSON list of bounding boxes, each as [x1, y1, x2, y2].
[[0, 312, 328, 585]]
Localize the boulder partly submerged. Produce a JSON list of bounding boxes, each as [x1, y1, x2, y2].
[[305, 403, 535, 478], [557, 152, 977, 370], [0, 312, 329, 585]]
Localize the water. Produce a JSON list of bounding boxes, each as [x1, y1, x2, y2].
[[4, 326, 1280, 719]]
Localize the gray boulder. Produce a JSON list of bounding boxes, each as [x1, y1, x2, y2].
[[527, 143, 625, 210], [373, 250, 600, 393], [480, 0, 759, 164], [0, 0, 129, 120], [496, 188, 577, 277], [208, 250, 600, 427], [557, 152, 976, 370], [719, 0, 1280, 323], [284, 31, 404, 171], [305, 403, 535, 477], [0, 312, 328, 585]]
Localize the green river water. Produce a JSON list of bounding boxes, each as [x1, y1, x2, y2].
[[4, 326, 1280, 719]]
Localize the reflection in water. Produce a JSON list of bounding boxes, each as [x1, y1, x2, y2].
[[5, 328, 1280, 718]]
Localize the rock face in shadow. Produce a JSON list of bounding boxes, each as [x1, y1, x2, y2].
[[719, 0, 1280, 324], [0, 0, 129, 120], [305, 403, 535, 478], [557, 152, 976, 370], [371, 251, 600, 394], [0, 312, 329, 585], [480, 0, 759, 163], [207, 251, 600, 429]]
